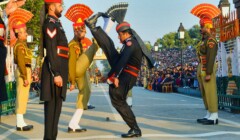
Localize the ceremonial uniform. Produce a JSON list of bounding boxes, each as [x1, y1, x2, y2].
[[0, 19, 7, 103], [68, 38, 97, 110], [9, 8, 33, 131], [65, 4, 97, 132], [191, 3, 220, 125], [14, 40, 32, 115], [40, 1, 68, 138], [86, 16, 155, 137], [196, 34, 218, 115]]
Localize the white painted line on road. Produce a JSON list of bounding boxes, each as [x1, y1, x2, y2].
[[219, 118, 240, 128], [172, 93, 202, 101], [0, 128, 16, 140], [20, 131, 240, 140], [99, 85, 123, 122]]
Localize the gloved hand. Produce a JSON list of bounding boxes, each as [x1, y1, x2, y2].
[[85, 12, 109, 30]]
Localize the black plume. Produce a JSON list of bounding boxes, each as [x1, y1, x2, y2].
[[105, 2, 128, 23]]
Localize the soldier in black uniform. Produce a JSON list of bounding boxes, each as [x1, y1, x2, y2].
[[40, 0, 68, 139], [0, 17, 7, 104], [85, 14, 155, 138]]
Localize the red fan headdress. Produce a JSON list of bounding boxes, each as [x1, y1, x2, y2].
[[8, 8, 33, 33], [65, 4, 93, 30], [191, 3, 221, 28]]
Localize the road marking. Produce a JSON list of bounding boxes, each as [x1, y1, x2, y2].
[[172, 93, 202, 101], [0, 128, 16, 140], [99, 85, 123, 122], [20, 131, 240, 140]]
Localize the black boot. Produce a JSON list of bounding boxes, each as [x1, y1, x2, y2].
[[16, 125, 34, 131], [68, 127, 87, 133], [197, 118, 207, 123], [85, 12, 108, 30], [201, 119, 218, 125], [121, 128, 142, 138]]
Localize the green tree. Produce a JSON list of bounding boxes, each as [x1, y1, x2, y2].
[[156, 24, 201, 49], [23, 0, 44, 68], [23, 0, 44, 46], [161, 32, 177, 48], [145, 41, 152, 51]]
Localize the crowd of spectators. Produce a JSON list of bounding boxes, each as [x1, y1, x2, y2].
[[137, 47, 199, 92]]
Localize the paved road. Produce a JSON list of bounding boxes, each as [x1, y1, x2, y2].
[[0, 83, 240, 140]]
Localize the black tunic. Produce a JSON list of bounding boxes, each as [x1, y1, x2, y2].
[[40, 15, 68, 101], [0, 41, 7, 102]]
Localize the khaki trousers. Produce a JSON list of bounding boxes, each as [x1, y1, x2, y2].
[[197, 63, 218, 112], [75, 43, 98, 109], [127, 89, 132, 97], [15, 68, 31, 114]]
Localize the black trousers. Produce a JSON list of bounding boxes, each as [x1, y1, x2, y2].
[[109, 72, 138, 129], [91, 27, 139, 129], [44, 87, 62, 140]]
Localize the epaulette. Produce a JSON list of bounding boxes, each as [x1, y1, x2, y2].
[[18, 46, 26, 54], [49, 17, 56, 24], [207, 37, 217, 44], [69, 40, 80, 55], [207, 37, 217, 49], [69, 40, 78, 48]]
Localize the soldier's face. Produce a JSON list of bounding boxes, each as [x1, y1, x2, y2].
[[118, 32, 128, 43], [54, 3, 63, 18], [200, 26, 210, 35], [18, 28, 28, 41], [79, 29, 86, 40]]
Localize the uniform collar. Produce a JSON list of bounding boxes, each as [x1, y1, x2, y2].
[[16, 39, 27, 45], [202, 32, 211, 40], [123, 37, 132, 44], [48, 15, 60, 22]]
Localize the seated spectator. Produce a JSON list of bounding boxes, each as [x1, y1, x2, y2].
[[157, 73, 173, 92]]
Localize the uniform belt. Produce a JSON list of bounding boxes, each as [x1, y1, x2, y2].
[[25, 64, 31, 67], [123, 64, 139, 77], [57, 46, 69, 58]]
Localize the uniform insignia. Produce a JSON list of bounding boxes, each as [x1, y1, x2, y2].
[[208, 42, 215, 48], [49, 18, 56, 23], [126, 41, 132, 47], [73, 45, 80, 55], [19, 46, 25, 54], [47, 28, 57, 38]]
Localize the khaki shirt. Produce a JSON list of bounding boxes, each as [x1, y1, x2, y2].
[[14, 39, 32, 80], [197, 33, 218, 75]]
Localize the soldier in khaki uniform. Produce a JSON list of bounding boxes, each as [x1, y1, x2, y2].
[[191, 3, 220, 125], [65, 4, 99, 132], [10, 8, 34, 131]]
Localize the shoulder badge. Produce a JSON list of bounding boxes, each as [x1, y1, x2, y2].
[[47, 28, 57, 38], [73, 45, 80, 55], [18, 46, 25, 54], [208, 41, 215, 49], [49, 18, 56, 23], [126, 41, 132, 47]]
